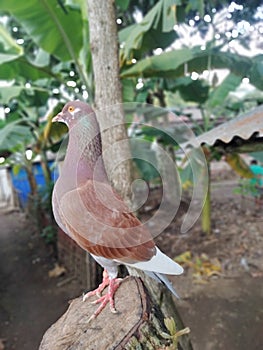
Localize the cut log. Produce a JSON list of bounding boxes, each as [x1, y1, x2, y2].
[[39, 277, 191, 350]]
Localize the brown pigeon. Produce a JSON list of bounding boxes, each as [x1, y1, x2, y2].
[[52, 101, 183, 319]]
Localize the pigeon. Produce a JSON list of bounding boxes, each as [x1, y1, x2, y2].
[[52, 100, 183, 319]]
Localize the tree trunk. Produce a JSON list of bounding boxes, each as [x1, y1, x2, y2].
[[201, 162, 211, 235], [40, 150, 52, 185], [87, 0, 132, 203], [25, 164, 44, 230], [85, 3, 192, 349], [25, 164, 38, 196], [39, 277, 191, 350]]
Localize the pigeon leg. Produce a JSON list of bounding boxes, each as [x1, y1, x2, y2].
[[83, 270, 110, 300], [87, 277, 122, 322]]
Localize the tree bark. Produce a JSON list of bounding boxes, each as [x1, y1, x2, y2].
[[201, 161, 211, 235], [25, 164, 38, 196], [85, 3, 192, 349], [39, 277, 191, 350], [125, 269, 193, 350], [87, 0, 132, 202]]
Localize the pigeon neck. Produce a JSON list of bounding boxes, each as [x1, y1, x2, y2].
[[63, 118, 108, 186]]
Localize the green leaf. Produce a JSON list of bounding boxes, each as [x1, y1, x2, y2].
[[122, 79, 135, 102], [0, 81, 50, 105], [162, 0, 178, 32], [131, 139, 159, 181], [120, 24, 177, 62], [119, 0, 178, 60], [164, 317, 176, 336], [116, 0, 130, 11], [186, 0, 204, 17], [0, 57, 54, 80], [121, 47, 256, 89], [139, 125, 179, 146], [121, 48, 194, 78], [0, 0, 83, 62], [0, 85, 24, 103], [0, 120, 32, 151], [249, 55, 263, 91], [172, 76, 209, 103], [27, 48, 50, 67], [208, 73, 242, 108], [179, 162, 194, 187], [0, 23, 23, 64], [12, 163, 22, 176], [48, 119, 68, 144]]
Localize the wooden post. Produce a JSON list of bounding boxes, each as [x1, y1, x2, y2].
[[39, 277, 192, 350]]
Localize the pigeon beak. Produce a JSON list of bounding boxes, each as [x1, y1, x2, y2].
[[52, 113, 64, 123]]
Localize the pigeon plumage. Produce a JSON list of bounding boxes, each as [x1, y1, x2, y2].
[[52, 101, 183, 319]]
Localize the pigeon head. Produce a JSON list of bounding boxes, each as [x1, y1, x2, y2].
[[52, 100, 106, 184], [52, 100, 95, 128]]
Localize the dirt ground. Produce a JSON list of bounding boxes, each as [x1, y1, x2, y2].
[[0, 179, 262, 350], [159, 180, 263, 350], [0, 210, 82, 350]]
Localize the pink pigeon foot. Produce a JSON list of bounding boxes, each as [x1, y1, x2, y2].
[[83, 270, 110, 300], [83, 270, 122, 321]]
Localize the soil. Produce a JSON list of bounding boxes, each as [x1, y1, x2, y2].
[[0, 179, 262, 350], [0, 210, 81, 350]]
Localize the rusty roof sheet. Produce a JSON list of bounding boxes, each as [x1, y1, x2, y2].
[[186, 105, 263, 147]]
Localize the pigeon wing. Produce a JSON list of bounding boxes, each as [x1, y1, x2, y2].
[[58, 180, 156, 263]]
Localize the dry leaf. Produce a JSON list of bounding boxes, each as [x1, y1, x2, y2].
[[175, 251, 222, 282], [48, 263, 66, 278]]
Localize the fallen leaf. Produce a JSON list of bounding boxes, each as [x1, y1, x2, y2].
[[174, 251, 192, 264], [48, 263, 66, 278]]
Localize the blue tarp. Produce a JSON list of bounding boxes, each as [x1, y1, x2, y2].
[[9, 162, 58, 208]]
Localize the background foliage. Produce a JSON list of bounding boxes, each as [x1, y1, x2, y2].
[[0, 0, 262, 234]]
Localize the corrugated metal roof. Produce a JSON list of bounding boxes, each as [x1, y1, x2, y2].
[[186, 105, 263, 147]]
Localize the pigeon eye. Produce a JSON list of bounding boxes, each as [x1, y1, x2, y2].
[[68, 106, 75, 112]]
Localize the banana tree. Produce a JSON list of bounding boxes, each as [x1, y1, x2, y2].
[[0, 93, 66, 232], [0, 0, 262, 236]]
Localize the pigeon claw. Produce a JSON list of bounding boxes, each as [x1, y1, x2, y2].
[[85, 277, 121, 320], [82, 270, 110, 302]]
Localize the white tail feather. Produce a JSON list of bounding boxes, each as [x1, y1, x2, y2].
[[151, 272, 180, 299], [125, 247, 183, 275]]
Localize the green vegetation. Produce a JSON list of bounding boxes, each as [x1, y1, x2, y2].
[[0, 0, 262, 236]]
